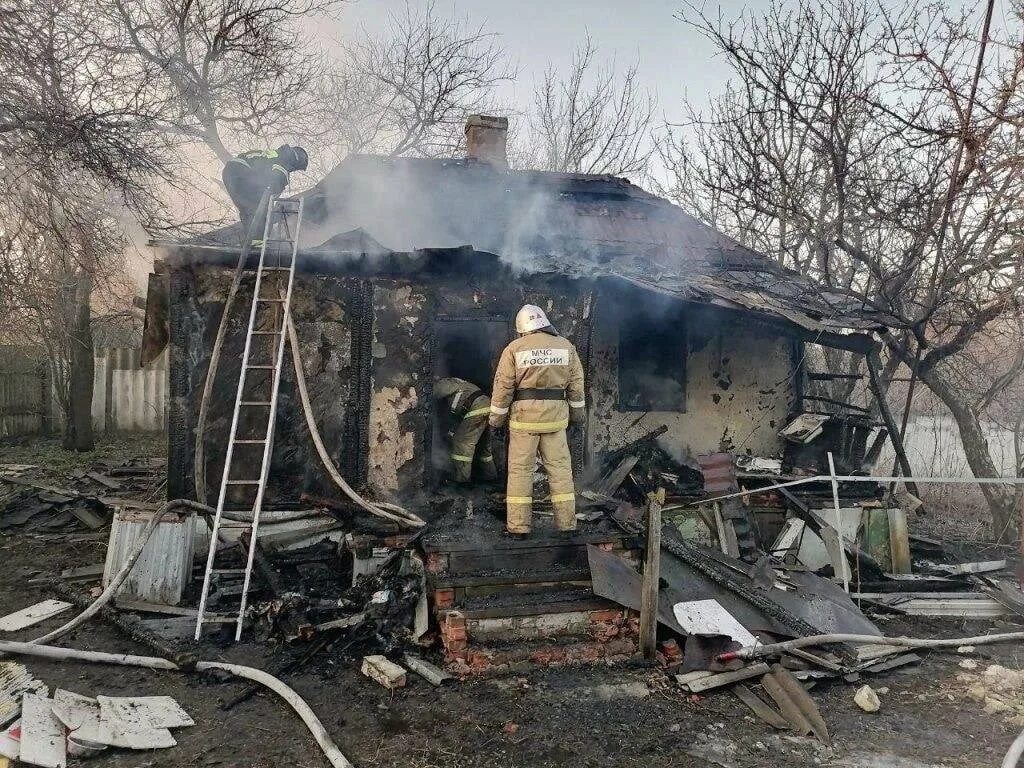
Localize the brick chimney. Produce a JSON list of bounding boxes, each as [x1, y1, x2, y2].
[[464, 115, 508, 169]]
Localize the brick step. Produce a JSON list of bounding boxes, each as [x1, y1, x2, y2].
[[438, 604, 640, 674], [429, 567, 592, 608]]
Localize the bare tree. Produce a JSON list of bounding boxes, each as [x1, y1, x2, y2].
[[661, 0, 1024, 539], [318, 2, 513, 164], [0, 163, 137, 449], [0, 0, 172, 206], [527, 36, 656, 177], [108, 0, 341, 162]]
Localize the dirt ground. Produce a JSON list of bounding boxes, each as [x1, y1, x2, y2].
[[2, 436, 1024, 768]]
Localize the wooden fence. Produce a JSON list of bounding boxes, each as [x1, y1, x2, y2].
[[0, 346, 167, 437]]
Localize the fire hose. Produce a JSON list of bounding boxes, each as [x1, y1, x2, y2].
[[193, 191, 422, 527], [0, 640, 353, 768]]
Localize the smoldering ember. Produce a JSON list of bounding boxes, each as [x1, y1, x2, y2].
[[3, 2, 1024, 765]]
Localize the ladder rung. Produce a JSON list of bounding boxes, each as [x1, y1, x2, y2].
[[199, 615, 241, 625], [211, 568, 248, 576], [257, 297, 287, 303], [250, 331, 280, 335], [262, 266, 292, 271], [246, 364, 276, 370], [232, 439, 266, 444], [225, 480, 260, 485], [240, 401, 272, 406], [217, 521, 253, 529]]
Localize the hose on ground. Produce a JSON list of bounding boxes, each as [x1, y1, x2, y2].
[[0, 640, 353, 768], [30, 499, 215, 646], [717, 630, 1024, 663], [1004, 728, 1024, 768]]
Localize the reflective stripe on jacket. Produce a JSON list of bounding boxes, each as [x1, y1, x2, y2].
[[489, 331, 585, 433]]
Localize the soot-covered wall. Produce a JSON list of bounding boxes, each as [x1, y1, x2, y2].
[[587, 285, 798, 464], [364, 275, 589, 501], [168, 263, 590, 506], [167, 266, 368, 504]]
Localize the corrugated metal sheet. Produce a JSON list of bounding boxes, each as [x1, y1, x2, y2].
[[103, 509, 194, 606]]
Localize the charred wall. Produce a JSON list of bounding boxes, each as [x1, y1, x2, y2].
[[364, 274, 587, 501], [167, 266, 366, 504], [167, 263, 589, 506], [587, 286, 798, 464]]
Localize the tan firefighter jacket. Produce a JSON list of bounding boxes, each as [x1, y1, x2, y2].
[[489, 330, 585, 433]]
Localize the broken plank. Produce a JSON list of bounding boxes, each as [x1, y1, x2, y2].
[[0, 600, 72, 632], [760, 673, 813, 737], [315, 613, 366, 632], [733, 684, 791, 730], [69, 506, 106, 530], [598, 456, 640, 497], [20, 694, 66, 768], [771, 666, 831, 745], [681, 663, 770, 693], [859, 653, 921, 674], [84, 472, 120, 490], [113, 599, 198, 617], [60, 565, 105, 582]]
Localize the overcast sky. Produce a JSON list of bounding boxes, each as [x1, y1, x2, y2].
[[324, 0, 757, 128]]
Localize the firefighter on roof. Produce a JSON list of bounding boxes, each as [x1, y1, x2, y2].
[[435, 377, 497, 484], [222, 145, 308, 243], [489, 305, 585, 536]]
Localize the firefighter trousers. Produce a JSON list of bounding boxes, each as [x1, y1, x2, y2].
[[450, 395, 497, 483], [506, 428, 576, 534]]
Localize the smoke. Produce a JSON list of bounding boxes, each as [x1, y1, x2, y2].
[[294, 151, 722, 282]]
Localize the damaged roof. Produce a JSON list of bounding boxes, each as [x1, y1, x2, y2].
[[162, 154, 893, 335]]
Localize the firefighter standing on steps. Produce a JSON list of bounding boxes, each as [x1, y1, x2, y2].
[[489, 305, 585, 537], [222, 145, 309, 244], [435, 377, 498, 484]]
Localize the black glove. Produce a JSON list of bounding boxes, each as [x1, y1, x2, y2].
[[491, 423, 507, 439]]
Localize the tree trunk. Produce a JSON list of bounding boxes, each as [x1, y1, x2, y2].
[[64, 270, 95, 451], [918, 366, 1018, 543]]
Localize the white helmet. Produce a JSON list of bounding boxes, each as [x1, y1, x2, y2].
[[515, 304, 551, 334]]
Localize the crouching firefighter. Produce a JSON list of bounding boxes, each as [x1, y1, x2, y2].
[[435, 377, 498, 484], [489, 305, 585, 536], [221, 145, 309, 243]]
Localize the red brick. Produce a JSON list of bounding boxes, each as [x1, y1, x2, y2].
[[589, 609, 622, 624], [444, 626, 468, 642], [433, 588, 456, 609]]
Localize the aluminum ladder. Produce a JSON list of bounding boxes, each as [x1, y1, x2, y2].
[[195, 195, 304, 640]]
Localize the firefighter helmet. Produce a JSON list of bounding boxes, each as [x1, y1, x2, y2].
[[278, 144, 309, 172], [515, 304, 551, 334]]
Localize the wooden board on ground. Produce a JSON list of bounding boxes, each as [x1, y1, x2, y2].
[[680, 663, 770, 693], [732, 684, 791, 730], [0, 601, 72, 632]]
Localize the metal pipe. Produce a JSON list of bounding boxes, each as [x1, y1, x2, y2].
[[716, 630, 1024, 663]]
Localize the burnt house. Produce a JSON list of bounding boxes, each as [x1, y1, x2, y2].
[[147, 117, 895, 510]]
